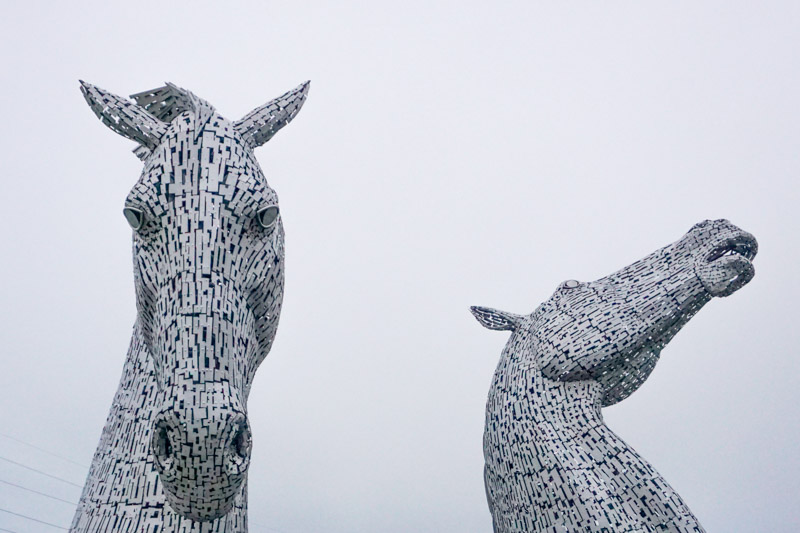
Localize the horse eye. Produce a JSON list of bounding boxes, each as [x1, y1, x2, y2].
[[562, 280, 580, 289], [257, 205, 280, 229], [123, 207, 145, 230]]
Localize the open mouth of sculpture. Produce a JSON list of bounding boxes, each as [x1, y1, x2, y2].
[[699, 234, 758, 296], [705, 237, 757, 264]]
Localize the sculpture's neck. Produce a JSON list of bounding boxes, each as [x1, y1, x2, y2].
[[501, 358, 605, 430], [490, 332, 604, 426], [70, 321, 247, 533], [484, 335, 704, 532]]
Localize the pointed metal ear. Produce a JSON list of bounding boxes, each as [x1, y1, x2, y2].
[[79, 81, 168, 150], [470, 306, 523, 332], [234, 81, 310, 149]]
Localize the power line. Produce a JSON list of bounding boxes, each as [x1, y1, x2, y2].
[[0, 439, 283, 531], [0, 507, 67, 530], [0, 437, 298, 531], [0, 433, 88, 469], [0, 456, 82, 488], [0, 478, 78, 505]]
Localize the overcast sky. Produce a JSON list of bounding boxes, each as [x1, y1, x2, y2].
[[0, 1, 798, 532]]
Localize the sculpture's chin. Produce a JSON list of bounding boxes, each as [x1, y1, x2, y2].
[[698, 254, 755, 297], [162, 483, 241, 522]]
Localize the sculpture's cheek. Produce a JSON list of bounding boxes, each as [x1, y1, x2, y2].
[[537, 326, 620, 382]]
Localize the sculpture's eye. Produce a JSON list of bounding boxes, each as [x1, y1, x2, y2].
[[562, 280, 580, 289], [123, 207, 145, 230], [257, 205, 280, 229]]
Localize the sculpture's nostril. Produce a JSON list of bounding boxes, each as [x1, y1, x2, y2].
[[233, 425, 248, 458], [225, 417, 252, 475], [161, 427, 173, 456], [151, 418, 177, 476]]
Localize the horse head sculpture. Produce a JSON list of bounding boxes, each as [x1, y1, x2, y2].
[[473, 219, 757, 532], [80, 80, 308, 521]]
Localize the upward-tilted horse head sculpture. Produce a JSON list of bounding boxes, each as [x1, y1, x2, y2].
[[78, 80, 308, 522], [473, 219, 757, 533]]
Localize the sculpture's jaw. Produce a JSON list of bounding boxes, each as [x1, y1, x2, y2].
[[696, 231, 757, 297]]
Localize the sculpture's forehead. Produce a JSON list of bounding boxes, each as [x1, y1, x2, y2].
[[530, 241, 691, 327], [162, 111, 253, 163], [531, 286, 606, 330], [131, 113, 273, 212], [167, 110, 236, 139]]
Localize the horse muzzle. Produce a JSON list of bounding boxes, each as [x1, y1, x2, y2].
[[150, 384, 252, 521]]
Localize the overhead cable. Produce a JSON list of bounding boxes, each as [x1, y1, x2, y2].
[[0, 478, 77, 505], [0, 456, 82, 488], [0, 507, 68, 530], [0, 433, 88, 469]]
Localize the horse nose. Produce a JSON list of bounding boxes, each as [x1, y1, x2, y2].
[[150, 409, 253, 480]]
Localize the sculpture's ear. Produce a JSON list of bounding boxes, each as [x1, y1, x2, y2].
[[234, 81, 310, 149], [79, 81, 167, 151], [470, 306, 523, 331]]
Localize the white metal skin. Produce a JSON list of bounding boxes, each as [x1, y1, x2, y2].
[[472, 219, 757, 533], [71, 80, 308, 531]]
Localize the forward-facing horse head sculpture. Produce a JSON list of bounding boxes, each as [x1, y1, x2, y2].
[[71, 80, 308, 531], [472, 219, 757, 533]]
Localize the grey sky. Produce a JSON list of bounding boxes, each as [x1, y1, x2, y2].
[[0, 1, 798, 531]]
